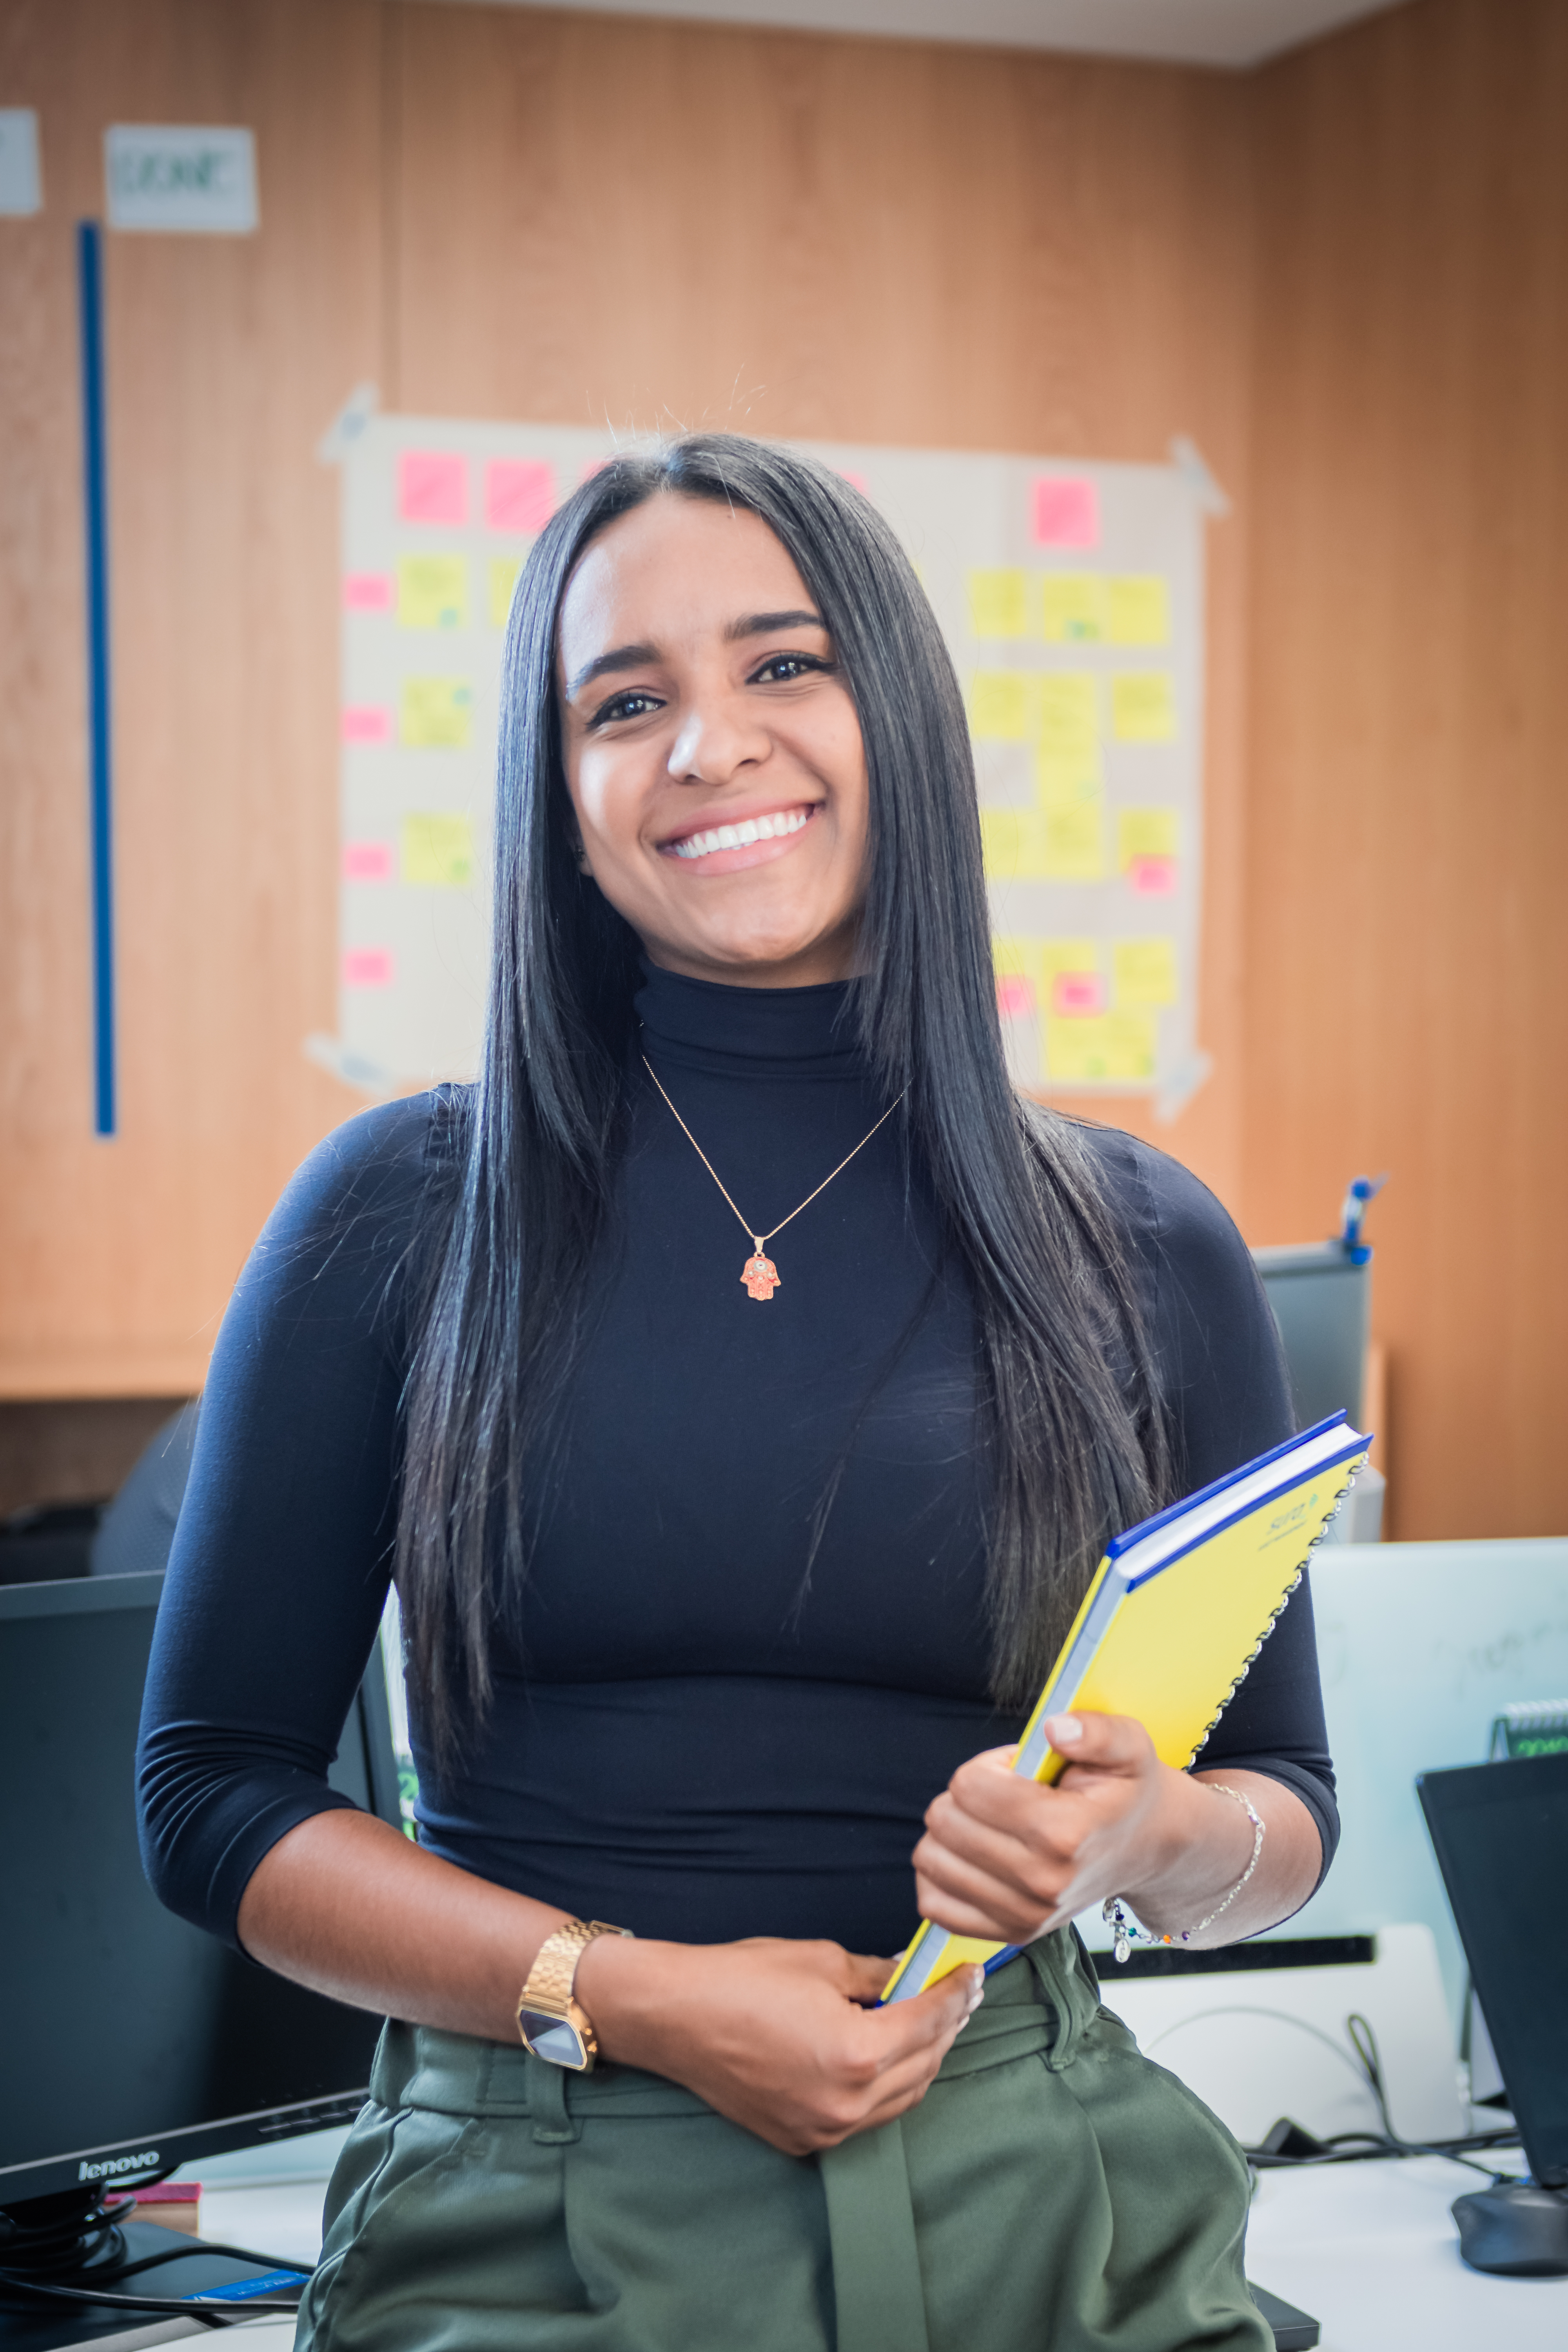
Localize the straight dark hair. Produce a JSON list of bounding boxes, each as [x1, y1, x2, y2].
[[397, 432, 1175, 1754]]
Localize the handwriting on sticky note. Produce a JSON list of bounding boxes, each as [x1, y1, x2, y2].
[[1118, 808, 1180, 870], [343, 947, 394, 990], [343, 840, 394, 882], [489, 557, 521, 630], [1032, 476, 1098, 550], [1045, 1010, 1157, 1085], [397, 555, 468, 631], [343, 573, 394, 612], [341, 706, 393, 745], [1111, 672, 1177, 743], [485, 459, 555, 535], [969, 672, 1033, 740], [401, 677, 473, 749], [1107, 576, 1170, 646], [402, 811, 475, 889], [967, 569, 1031, 638], [1113, 936, 1177, 1007], [399, 450, 467, 526], [1041, 799, 1105, 881], [1036, 674, 1099, 759], [1041, 574, 1105, 644], [1128, 853, 1177, 895]]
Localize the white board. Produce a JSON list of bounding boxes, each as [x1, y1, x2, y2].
[[312, 411, 1216, 1112]]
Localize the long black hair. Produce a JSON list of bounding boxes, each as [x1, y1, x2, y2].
[[397, 432, 1175, 1753]]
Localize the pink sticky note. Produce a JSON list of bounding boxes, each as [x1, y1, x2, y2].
[[486, 459, 555, 535], [996, 975, 1035, 1021], [838, 470, 869, 496], [1052, 971, 1106, 1016], [343, 947, 394, 990], [579, 456, 610, 483], [1032, 475, 1099, 550], [399, 450, 468, 525], [341, 705, 393, 745], [343, 840, 394, 882], [343, 572, 394, 612], [1129, 854, 1177, 896]]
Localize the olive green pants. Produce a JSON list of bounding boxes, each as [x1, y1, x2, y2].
[[296, 1933, 1269, 2352]]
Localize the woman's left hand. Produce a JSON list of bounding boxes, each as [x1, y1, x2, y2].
[[913, 1713, 1188, 1945]]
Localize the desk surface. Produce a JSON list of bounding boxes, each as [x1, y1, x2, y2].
[[59, 2154, 1564, 2352]]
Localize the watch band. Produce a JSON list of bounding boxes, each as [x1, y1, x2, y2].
[[517, 1918, 629, 2071]]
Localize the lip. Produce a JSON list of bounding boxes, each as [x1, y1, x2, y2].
[[655, 799, 821, 877]]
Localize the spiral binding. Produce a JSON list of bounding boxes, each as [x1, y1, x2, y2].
[[1182, 1455, 1367, 1768]]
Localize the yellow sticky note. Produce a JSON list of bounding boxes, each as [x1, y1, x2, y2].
[[1042, 799, 1105, 882], [1045, 1010, 1158, 1084], [1041, 937, 1098, 988], [981, 809, 1053, 880], [1118, 808, 1180, 869], [1037, 674, 1099, 759], [1106, 576, 1171, 647], [488, 557, 521, 630], [400, 677, 473, 749], [968, 568, 1031, 639], [397, 555, 468, 631], [1034, 747, 1102, 810], [969, 672, 1034, 741], [1041, 574, 1106, 644], [401, 811, 475, 888], [1113, 936, 1178, 1006], [1111, 671, 1177, 742]]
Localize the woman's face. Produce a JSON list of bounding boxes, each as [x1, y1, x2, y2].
[[556, 492, 871, 987]]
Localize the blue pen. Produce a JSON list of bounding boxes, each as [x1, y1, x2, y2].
[[1337, 1173, 1388, 1267]]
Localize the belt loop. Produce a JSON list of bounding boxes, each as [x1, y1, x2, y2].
[[819, 2119, 932, 2352], [528, 2056, 582, 2145], [1025, 1926, 1097, 2073]]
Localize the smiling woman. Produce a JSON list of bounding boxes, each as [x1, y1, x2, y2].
[[137, 434, 1332, 2352]]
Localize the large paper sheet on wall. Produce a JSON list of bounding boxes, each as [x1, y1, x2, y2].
[[311, 414, 1216, 1114]]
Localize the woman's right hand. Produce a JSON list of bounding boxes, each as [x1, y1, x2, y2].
[[575, 1933, 982, 2156]]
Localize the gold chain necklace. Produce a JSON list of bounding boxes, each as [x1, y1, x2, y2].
[[640, 1054, 907, 1301]]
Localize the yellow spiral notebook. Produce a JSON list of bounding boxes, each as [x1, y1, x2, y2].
[[879, 1410, 1370, 2004]]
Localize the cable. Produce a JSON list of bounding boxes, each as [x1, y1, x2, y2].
[[1241, 2011, 1523, 2177]]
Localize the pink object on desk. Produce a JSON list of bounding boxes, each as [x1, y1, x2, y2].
[[1052, 971, 1106, 1016], [343, 947, 394, 990], [341, 706, 392, 745], [486, 459, 555, 535], [399, 450, 467, 525], [1032, 475, 1099, 550], [343, 840, 394, 882], [1129, 853, 1178, 896], [343, 572, 394, 612]]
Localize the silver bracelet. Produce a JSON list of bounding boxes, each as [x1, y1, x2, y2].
[[1103, 1783, 1265, 1965]]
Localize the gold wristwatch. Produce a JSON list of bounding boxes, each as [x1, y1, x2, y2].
[[516, 1918, 630, 2072]]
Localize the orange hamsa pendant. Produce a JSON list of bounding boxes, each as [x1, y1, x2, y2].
[[741, 1246, 780, 1301]]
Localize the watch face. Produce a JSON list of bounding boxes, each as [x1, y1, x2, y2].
[[519, 2009, 590, 2070]]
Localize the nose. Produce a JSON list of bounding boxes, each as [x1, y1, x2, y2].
[[667, 686, 771, 787]]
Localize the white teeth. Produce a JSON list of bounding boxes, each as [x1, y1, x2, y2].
[[670, 808, 811, 860]]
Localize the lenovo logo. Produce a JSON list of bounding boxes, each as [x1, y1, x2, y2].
[[78, 2150, 160, 2182]]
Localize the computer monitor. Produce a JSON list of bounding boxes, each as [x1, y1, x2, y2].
[[1417, 1751, 1568, 2188], [0, 1570, 401, 2214]]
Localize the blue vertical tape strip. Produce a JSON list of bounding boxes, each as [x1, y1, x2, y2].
[[77, 220, 115, 1137]]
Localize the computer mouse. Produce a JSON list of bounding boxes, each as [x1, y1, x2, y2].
[[1452, 2182, 1568, 2277]]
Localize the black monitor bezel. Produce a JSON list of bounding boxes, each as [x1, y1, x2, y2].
[[1417, 1749, 1568, 2190], [0, 1570, 401, 2207]]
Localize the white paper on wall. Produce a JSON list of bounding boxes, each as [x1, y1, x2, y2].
[[311, 412, 1216, 1115]]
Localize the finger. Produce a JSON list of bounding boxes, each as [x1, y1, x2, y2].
[[922, 1784, 1082, 1884], [842, 1951, 901, 2006], [858, 1964, 980, 2069], [914, 1849, 1059, 1942], [1040, 1711, 1156, 1773]]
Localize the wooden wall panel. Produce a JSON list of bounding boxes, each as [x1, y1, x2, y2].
[[1246, 0, 1568, 1534], [0, 0, 383, 1397], [386, 0, 1258, 1198]]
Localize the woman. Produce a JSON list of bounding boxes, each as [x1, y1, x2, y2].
[[139, 434, 1336, 2351]]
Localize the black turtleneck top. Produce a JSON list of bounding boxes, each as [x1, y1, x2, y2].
[[138, 966, 1337, 1958]]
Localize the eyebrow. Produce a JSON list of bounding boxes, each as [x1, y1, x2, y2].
[[566, 611, 828, 700]]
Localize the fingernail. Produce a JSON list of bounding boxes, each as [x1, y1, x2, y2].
[[956, 2014, 971, 2032], [1045, 1715, 1083, 1746]]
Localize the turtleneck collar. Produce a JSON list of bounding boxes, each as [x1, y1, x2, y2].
[[633, 959, 871, 1080]]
